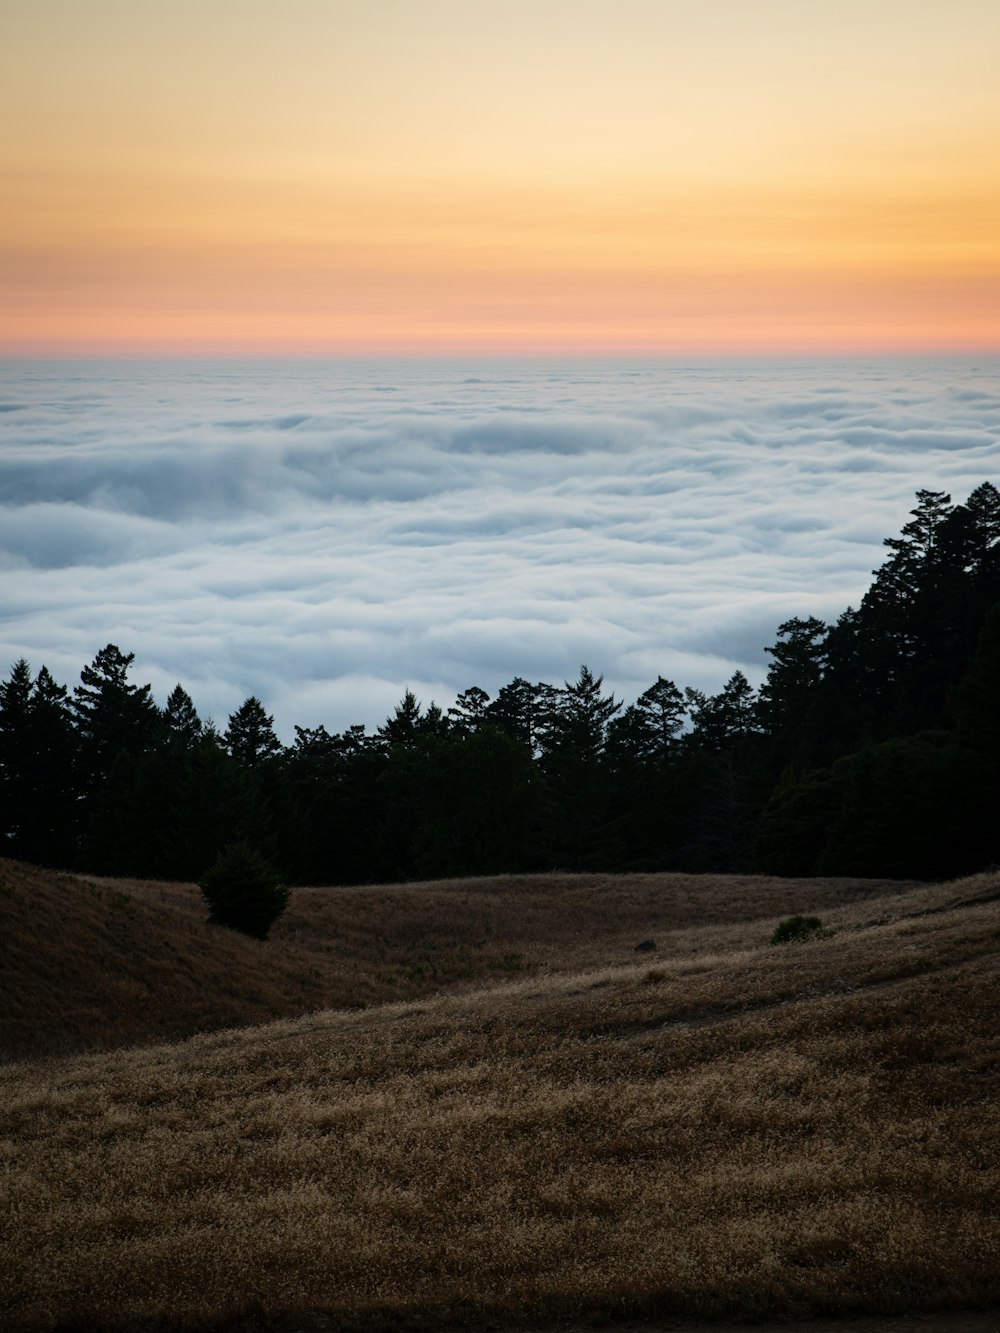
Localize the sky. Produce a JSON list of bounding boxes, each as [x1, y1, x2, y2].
[[2, 359, 997, 737], [2, 5, 998, 733], [2, 0, 999, 356]]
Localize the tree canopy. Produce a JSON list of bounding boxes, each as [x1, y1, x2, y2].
[[4, 483, 999, 885]]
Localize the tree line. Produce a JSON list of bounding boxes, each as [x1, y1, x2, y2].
[[3, 483, 999, 885]]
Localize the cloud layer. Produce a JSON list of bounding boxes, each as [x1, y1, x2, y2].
[[2, 359, 998, 738]]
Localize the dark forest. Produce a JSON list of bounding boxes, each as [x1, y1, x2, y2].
[[3, 484, 999, 885]]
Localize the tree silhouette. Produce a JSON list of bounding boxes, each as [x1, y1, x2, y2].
[[447, 685, 491, 733], [0, 661, 79, 864], [224, 696, 282, 767], [686, 671, 758, 750], [378, 689, 424, 748], [4, 482, 999, 885], [72, 644, 159, 796], [757, 617, 828, 763], [635, 676, 686, 757], [200, 841, 288, 939], [540, 667, 622, 868], [163, 684, 203, 746]]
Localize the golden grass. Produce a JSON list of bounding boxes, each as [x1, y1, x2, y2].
[[1, 857, 925, 1060], [2, 867, 998, 1330]]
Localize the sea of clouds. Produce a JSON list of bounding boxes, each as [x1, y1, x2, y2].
[[1, 358, 997, 738]]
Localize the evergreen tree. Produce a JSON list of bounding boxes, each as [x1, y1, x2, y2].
[[159, 730, 256, 880], [447, 685, 491, 733], [604, 694, 689, 870], [855, 490, 958, 725], [963, 481, 1000, 589], [546, 666, 621, 764], [200, 841, 288, 939], [224, 696, 282, 767], [0, 660, 34, 836], [163, 684, 203, 746], [485, 677, 556, 753], [72, 645, 159, 797], [634, 676, 686, 757], [757, 617, 828, 761], [605, 703, 658, 767], [540, 667, 622, 869], [420, 701, 450, 738], [686, 671, 758, 750], [0, 662, 79, 865], [378, 689, 424, 748]]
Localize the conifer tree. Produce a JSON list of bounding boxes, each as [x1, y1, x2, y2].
[[547, 666, 621, 763], [635, 676, 686, 757], [200, 841, 288, 939], [539, 667, 622, 869], [72, 645, 159, 794], [686, 671, 758, 750], [964, 481, 1000, 585], [224, 696, 282, 766], [485, 677, 551, 752], [447, 685, 491, 733], [757, 617, 828, 756], [378, 690, 424, 748], [0, 660, 78, 863], [163, 684, 203, 746], [0, 660, 38, 853]]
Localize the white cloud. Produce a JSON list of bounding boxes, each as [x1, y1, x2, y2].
[[1, 358, 997, 738]]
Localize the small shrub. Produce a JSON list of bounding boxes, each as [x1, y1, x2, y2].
[[199, 842, 288, 940], [771, 913, 823, 945]]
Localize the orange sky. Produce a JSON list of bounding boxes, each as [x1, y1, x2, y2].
[[3, 0, 999, 357]]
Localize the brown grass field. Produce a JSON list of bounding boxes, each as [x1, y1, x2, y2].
[[2, 859, 999, 1331]]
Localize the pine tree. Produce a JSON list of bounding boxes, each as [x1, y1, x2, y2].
[[757, 617, 828, 757], [547, 666, 621, 764], [539, 668, 622, 869], [484, 677, 553, 752], [163, 684, 203, 746], [447, 685, 491, 733], [0, 661, 79, 864], [72, 645, 159, 794], [686, 671, 758, 750], [964, 481, 1000, 587], [224, 696, 282, 767], [378, 690, 424, 748], [0, 660, 37, 853], [634, 676, 686, 757], [605, 703, 658, 767]]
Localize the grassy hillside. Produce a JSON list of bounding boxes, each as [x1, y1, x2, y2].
[[0, 858, 923, 1060], [2, 867, 998, 1330]]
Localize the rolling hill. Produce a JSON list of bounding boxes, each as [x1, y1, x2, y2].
[[1, 858, 925, 1061], [2, 863, 998, 1330]]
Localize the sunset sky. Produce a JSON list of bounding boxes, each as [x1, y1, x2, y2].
[[3, 0, 999, 357]]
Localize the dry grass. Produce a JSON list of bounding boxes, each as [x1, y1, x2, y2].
[[2, 866, 999, 1331], [1, 858, 924, 1060]]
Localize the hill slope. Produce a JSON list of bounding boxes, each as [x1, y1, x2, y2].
[[0, 858, 923, 1060], [2, 870, 998, 1330]]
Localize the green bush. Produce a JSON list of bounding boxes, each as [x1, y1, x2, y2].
[[199, 841, 288, 940], [770, 913, 823, 945]]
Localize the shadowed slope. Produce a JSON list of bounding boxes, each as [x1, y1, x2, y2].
[[2, 874, 998, 1330], [0, 859, 925, 1061]]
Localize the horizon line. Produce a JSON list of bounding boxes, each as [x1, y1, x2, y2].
[[3, 347, 999, 366]]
